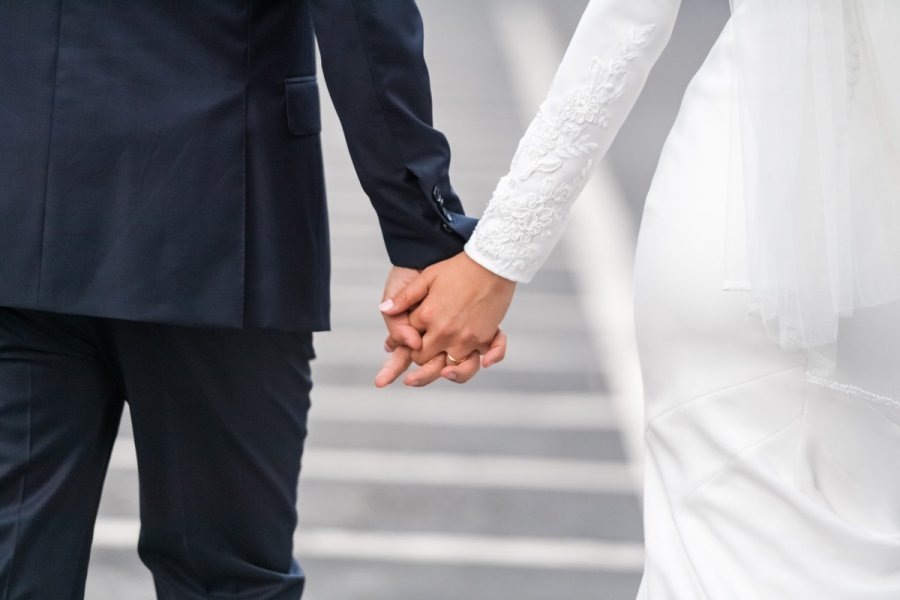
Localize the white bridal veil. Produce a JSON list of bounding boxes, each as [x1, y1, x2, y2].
[[725, 0, 900, 405]]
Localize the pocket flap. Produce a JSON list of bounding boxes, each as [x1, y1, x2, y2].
[[284, 76, 321, 137]]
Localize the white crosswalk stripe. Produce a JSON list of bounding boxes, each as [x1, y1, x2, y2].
[[309, 385, 616, 431], [93, 518, 644, 573], [109, 442, 633, 494]]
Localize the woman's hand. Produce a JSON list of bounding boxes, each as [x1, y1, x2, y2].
[[380, 252, 516, 383]]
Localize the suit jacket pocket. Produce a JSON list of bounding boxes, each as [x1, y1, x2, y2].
[[284, 76, 321, 137]]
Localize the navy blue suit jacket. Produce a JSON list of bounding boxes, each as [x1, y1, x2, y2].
[[0, 0, 475, 331]]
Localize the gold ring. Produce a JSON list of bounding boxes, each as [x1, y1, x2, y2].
[[445, 353, 466, 366]]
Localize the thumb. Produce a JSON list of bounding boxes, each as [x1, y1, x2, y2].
[[380, 272, 431, 315]]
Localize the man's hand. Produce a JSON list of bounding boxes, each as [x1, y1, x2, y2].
[[381, 252, 515, 383], [375, 266, 422, 388]]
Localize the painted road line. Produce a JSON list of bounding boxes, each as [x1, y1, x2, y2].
[[109, 444, 633, 494], [309, 387, 617, 431], [92, 518, 644, 573]]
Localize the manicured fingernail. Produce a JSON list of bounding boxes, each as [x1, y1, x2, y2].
[[445, 372, 458, 381], [384, 343, 392, 353], [379, 299, 394, 312]]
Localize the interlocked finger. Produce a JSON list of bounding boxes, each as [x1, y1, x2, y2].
[[404, 352, 447, 387], [441, 350, 481, 384], [375, 346, 414, 388], [445, 352, 466, 366]]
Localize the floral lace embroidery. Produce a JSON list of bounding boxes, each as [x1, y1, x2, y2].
[[471, 25, 657, 279]]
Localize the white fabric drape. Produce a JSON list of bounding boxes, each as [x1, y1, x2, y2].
[[725, 0, 900, 403]]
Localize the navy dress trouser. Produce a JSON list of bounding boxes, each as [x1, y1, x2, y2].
[[0, 308, 314, 599]]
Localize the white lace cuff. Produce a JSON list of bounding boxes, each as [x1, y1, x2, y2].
[[466, 3, 678, 282]]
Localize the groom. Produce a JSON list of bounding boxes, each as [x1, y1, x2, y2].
[[0, 1, 487, 598]]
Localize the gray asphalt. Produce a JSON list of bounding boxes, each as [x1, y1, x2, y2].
[[84, 2, 730, 599]]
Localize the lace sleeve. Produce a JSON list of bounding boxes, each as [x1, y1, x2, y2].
[[466, 0, 681, 282]]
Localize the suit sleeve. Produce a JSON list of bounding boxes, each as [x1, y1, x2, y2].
[[310, 0, 477, 269]]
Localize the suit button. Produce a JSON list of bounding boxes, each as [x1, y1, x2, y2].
[[432, 185, 453, 222], [441, 223, 453, 234]]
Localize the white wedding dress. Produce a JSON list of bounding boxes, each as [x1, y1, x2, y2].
[[465, 1, 900, 598]]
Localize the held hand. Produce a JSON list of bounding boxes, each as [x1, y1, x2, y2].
[[402, 328, 508, 387], [381, 252, 516, 378], [375, 266, 423, 388]]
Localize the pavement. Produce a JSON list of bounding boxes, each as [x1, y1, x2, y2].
[[84, 1, 729, 599]]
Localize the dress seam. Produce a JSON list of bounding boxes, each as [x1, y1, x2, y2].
[[674, 412, 804, 502], [804, 418, 900, 541], [645, 440, 713, 600], [645, 364, 804, 432]]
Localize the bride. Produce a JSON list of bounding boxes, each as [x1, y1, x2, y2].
[[382, 0, 900, 597]]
